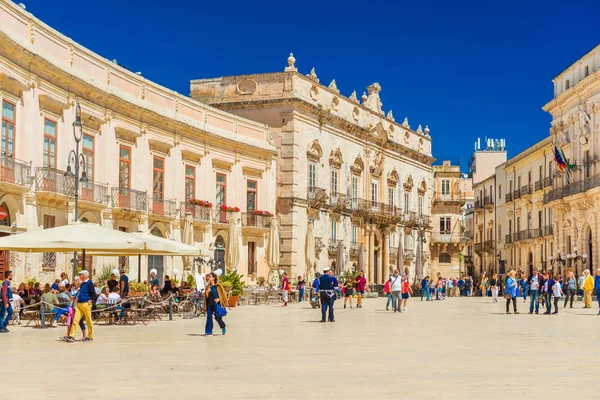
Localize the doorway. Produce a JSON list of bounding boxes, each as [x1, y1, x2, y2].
[[148, 227, 164, 284], [214, 235, 226, 273], [528, 252, 533, 277], [0, 202, 11, 276]]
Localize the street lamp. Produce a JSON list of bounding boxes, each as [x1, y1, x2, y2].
[[570, 246, 587, 273], [64, 103, 88, 279], [549, 249, 567, 274]]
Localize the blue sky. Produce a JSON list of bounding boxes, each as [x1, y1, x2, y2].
[[23, 0, 599, 170]]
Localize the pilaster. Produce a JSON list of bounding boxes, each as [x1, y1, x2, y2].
[[381, 229, 389, 285], [368, 226, 375, 284]]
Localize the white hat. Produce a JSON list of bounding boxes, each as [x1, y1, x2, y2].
[[111, 269, 120, 276], [150, 269, 158, 276], [323, 267, 331, 272], [79, 270, 89, 277]]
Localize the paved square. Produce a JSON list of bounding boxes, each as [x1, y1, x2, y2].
[[3, 297, 598, 399]]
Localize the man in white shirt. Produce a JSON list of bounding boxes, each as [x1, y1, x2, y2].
[[389, 269, 403, 313], [107, 287, 124, 323]]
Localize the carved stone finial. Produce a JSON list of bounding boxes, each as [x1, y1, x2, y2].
[[424, 125, 430, 136], [349, 90, 358, 103], [417, 124, 423, 133], [328, 79, 340, 93], [307, 67, 319, 82], [402, 118, 409, 128], [364, 83, 383, 114], [387, 110, 394, 121], [285, 53, 297, 72], [361, 92, 368, 103]]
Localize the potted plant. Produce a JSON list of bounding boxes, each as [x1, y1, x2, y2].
[[129, 281, 149, 297], [189, 199, 213, 208], [219, 205, 240, 213], [219, 269, 245, 307]]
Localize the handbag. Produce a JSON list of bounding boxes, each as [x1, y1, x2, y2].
[[215, 303, 227, 318], [504, 293, 512, 300]]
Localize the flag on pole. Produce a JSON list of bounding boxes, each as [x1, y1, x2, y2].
[[553, 145, 573, 174]]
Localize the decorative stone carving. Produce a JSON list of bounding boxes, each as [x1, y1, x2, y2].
[[307, 67, 319, 83], [577, 106, 591, 136], [285, 53, 297, 72], [329, 148, 343, 168], [307, 139, 323, 162], [237, 78, 258, 95], [364, 83, 383, 114], [386, 110, 395, 121], [419, 138, 424, 150], [404, 175, 414, 191], [328, 79, 340, 93], [404, 131, 410, 144], [388, 124, 395, 136], [424, 125, 430, 136], [352, 106, 360, 121], [349, 90, 358, 103], [350, 156, 364, 175], [361, 92, 368, 103], [331, 96, 340, 110], [402, 118, 410, 128], [310, 85, 319, 100], [387, 170, 399, 186], [417, 124, 423, 134]]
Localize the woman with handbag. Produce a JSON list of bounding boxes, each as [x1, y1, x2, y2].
[[505, 270, 519, 314], [204, 272, 227, 337], [490, 274, 498, 303]]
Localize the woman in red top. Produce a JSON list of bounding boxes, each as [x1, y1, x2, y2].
[[354, 271, 367, 309], [401, 276, 413, 311], [281, 272, 290, 307]]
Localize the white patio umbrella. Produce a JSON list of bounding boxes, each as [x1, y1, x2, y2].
[[267, 217, 280, 285], [225, 213, 241, 271], [305, 220, 315, 281]]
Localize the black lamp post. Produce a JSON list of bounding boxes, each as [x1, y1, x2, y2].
[[64, 103, 88, 279]]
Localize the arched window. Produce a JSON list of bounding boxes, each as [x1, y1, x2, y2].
[[214, 235, 226, 272], [439, 253, 451, 263], [150, 227, 163, 237]]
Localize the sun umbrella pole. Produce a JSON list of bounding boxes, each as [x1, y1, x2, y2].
[[138, 254, 142, 282]]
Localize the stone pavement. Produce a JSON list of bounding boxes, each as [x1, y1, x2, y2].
[[3, 296, 598, 399]]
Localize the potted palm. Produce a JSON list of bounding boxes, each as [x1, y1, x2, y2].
[[220, 269, 245, 307]]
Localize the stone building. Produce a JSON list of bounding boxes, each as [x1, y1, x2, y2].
[[429, 161, 467, 278], [190, 55, 434, 283], [0, 1, 277, 283], [542, 44, 600, 276]]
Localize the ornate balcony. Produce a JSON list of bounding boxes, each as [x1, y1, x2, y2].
[[35, 166, 75, 198], [513, 189, 521, 200], [505, 234, 512, 244], [543, 225, 553, 237], [148, 197, 178, 218], [483, 196, 494, 209], [403, 249, 415, 262], [543, 176, 552, 188], [360, 199, 397, 224], [307, 186, 328, 209], [329, 192, 348, 213], [474, 243, 483, 254], [79, 180, 109, 205], [432, 192, 466, 206], [0, 157, 32, 192], [534, 180, 542, 192], [520, 185, 532, 199], [402, 211, 419, 228], [483, 240, 494, 252], [350, 241, 360, 258], [328, 239, 344, 254], [474, 199, 484, 209], [544, 174, 600, 204], [419, 214, 432, 229], [111, 187, 147, 212], [389, 246, 398, 259], [241, 212, 271, 229], [181, 203, 212, 223], [505, 192, 513, 203], [431, 232, 467, 244], [314, 237, 325, 259]]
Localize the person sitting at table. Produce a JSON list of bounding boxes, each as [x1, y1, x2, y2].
[[41, 286, 65, 327], [150, 284, 160, 297], [51, 279, 60, 293], [96, 287, 109, 309], [107, 287, 125, 323]]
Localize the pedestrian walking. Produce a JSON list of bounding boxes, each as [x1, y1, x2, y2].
[[389, 269, 402, 312], [551, 274, 562, 315], [354, 271, 366, 309], [490, 274, 499, 303], [528, 268, 543, 314], [384, 279, 392, 310], [203, 272, 227, 336], [119, 270, 129, 298], [281, 271, 290, 307], [582, 269, 594, 308], [319, 267, 335, 322], [520, 274, 529, 303], [63, 270, 96, 342], [0, 270, 14, 333], [296, 276, 305, 303], [505, 270, 519, 314], [421, 276, 430, 301], [343, 275, 354, 309], [563, 270, 576, 309], [436, 277, 444, 300], [465, 276, 472, 297], [401, 276, 413, 311], [543, 272, 554, 315], [61, 277, 87, 341], [595, 269, 600, 314]]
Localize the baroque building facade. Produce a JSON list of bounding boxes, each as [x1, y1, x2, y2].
[[0, 1, 277, 283], [190, 56, 434, 284]]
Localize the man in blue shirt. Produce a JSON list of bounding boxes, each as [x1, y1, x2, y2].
[[64, 270, 96, 342], [318, 267, 335, 322]]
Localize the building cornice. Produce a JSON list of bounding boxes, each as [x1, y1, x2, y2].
[[543, 69, 600, 115]]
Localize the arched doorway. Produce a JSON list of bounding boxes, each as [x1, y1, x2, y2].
[[214, 235, 226, 273], [148, 227, 164, 284], [0, 202, 11, 276], [528, 252, 533, 277]]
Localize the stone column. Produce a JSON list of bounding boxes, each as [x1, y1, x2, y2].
[[381, 229, 389, 285], [368, 226, 375, 284], [591, 211, 599, 271]]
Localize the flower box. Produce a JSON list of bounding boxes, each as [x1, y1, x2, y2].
[[188, 199, 213, 208], [220, 205, 240, 213], [250, 210, 273, 217]]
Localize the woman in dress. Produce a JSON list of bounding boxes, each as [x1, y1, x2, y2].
[[203, 272, 227, 336], [343, 275, 354, 309], [505, 270, 519, 314], [353, 271, 366, 309]]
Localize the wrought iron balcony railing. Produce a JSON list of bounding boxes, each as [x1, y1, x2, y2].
[[543, 225, 553, 237], [431, 232, 467, 243], [328, 239, 344, 254], [329, 192, 348, 212], [35, 166, 75, 197], [111, 187, 147, 212], [148, 196, 178, 217], [80, 180, 109, 205], [544, 174, 600, 204], [241, 212, 271, 228], [0, 157, 32, 187], [181, 203, 212, 222], [307, 186, 328, 209]]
